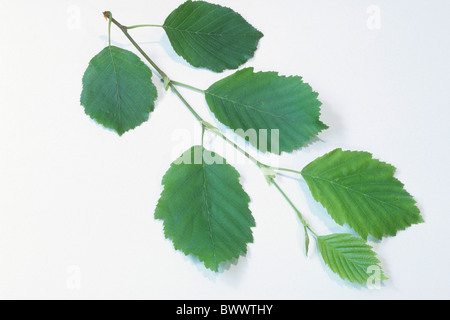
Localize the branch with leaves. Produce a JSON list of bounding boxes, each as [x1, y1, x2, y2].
[[80, 1, 423, 285]]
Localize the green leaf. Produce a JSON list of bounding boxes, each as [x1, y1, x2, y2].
[[317, 234, 386, 284], [80, 46, 157, 136], [302, 149, 423, 240], [155, 146, 255, 272], [205, 67, 328, 154], [163, 0, 263, 72]]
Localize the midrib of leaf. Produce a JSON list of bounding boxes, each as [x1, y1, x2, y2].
[[108, 46, 122, 124], [205, 91, 294, 122], [202, 161, 218, 269], [302, 172, 410, 214], [164, 25, 256, 37]]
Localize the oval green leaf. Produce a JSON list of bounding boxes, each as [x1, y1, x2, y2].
[[163, 0, 263, 72], [302, 149, 423, 240], [318, 234, 386, 284], [205, 67, 328, 154], [80, 46, 157, 136], [155, 146, 255, 272]]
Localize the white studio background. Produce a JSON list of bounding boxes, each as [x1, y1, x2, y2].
[[0, 0, 449, 300]]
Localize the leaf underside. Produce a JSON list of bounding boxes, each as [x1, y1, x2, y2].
[[205, 67, 328, 154], [302, 149, 423, 240], [80, 46, 157, 136], [318, 234, 386, 284], [163, 0, 263, 72], [155, 146, 255, 272]]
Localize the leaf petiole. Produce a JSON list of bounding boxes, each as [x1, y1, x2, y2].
[[107, 12, 112, 46], [271, 167, 303, 176], [125, 24, 163, 30], [170, 80, 206, 93]]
